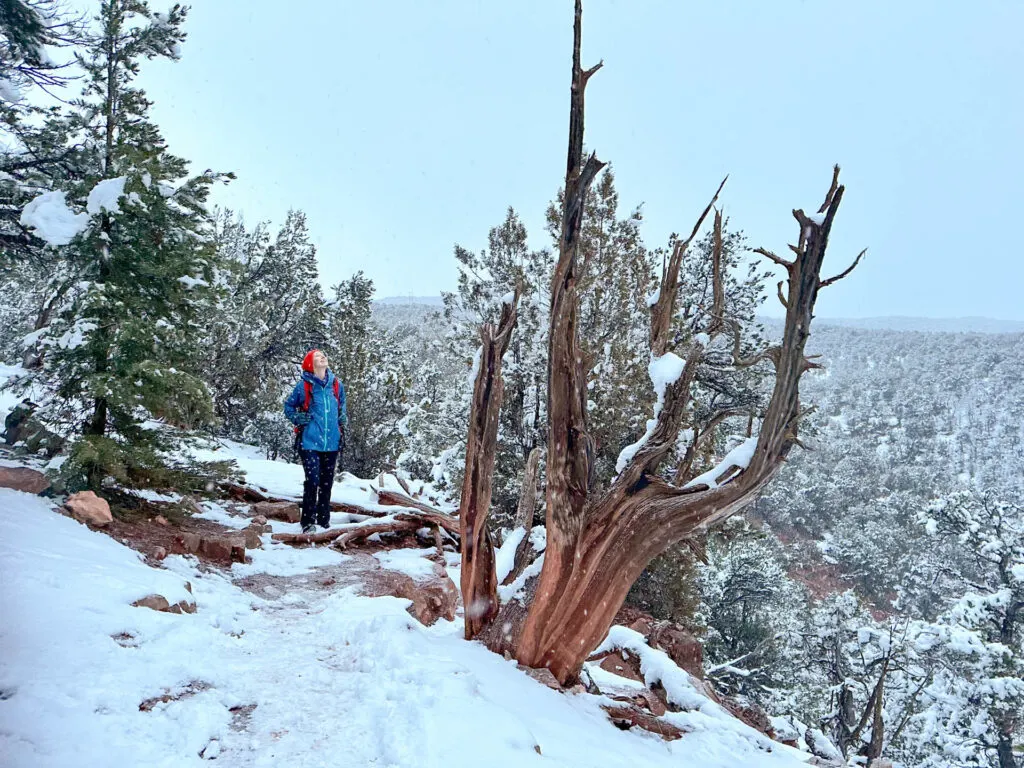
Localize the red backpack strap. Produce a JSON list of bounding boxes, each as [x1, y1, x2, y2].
[[302, 380, 313, 411], [333, 379, 341, 405]]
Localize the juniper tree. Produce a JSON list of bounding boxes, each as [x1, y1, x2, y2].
[[454, 0, 863, 682]]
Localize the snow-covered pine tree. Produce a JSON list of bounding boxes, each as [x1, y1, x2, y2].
[[911, 490, 1024, 768], [696, 518, 808, 706], [15, 1, 232, 490], [325, 272, 410, 478], [205, 208, 327, 457], [0, 0, 83, 102], [441, 207, 552, 523], [790, 591, 933, 765], [1, 2, 88, 358]]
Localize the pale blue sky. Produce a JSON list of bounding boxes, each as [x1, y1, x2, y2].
[[128, 1, 1022, 318]]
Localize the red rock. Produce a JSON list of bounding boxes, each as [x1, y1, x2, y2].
[[153, 546, 168, 560], [598, 650, 644, 683], [603, 704, 684, 741], [132, 593, 196, 614], [721, 695, 773, 737], [612, 606, 704, 679], [132, 594, 170, 611], [176, 532, 202, 554], [608, 688, 667, 717], [242, 526, 264, 550], [0, 466, 49, 494], [251, 514, 268, 526], [649, 623, 703, 679], [252, 501, 300, 524], [518, 665, 562, 690], [199, 535, 247, 563], [65, 491, 112, 527], [362, 560, 458, 626], [153, 515, 169, 526]]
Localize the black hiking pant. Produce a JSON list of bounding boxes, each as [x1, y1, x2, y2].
[[299, 449, 338, 528]]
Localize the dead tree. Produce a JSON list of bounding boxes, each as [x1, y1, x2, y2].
[[459, 0, 862, 685], [458, 291, 519, 638]]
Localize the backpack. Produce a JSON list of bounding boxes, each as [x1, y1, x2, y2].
[[293, 378, 344, 456]]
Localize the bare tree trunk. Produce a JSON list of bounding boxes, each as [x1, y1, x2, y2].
[[459, 294, 519, 639], [995, 729, 1019, 768]]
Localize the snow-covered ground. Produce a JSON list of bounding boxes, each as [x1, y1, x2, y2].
[[0, 486, 805, 767]]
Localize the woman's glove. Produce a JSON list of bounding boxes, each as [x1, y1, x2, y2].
[[293, 412, 312, 426]]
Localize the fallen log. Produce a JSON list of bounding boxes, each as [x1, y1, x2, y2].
[[223, 480, 391, 520], [377, 489, 452, 516], [332, 519, 421, 549], [271, 527, 350, 545], [272, 512, 461, 548], [221, 482, 269, 503]]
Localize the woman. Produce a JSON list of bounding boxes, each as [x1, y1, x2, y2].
[[284, 349, 348, 533]]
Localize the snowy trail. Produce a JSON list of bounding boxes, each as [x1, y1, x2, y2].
[[193, 567, 681, 768], [1, 488, 803, 767]]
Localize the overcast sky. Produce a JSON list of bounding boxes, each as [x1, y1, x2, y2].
[[125, 1, 1023, 318]]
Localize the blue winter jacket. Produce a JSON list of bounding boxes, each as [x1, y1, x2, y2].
[[283, 369, 348, 452]]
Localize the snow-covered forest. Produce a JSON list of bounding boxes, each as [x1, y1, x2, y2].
[[2, 2, 1021, 767]]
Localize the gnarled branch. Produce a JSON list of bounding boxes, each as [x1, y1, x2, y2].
[[821, 248, 866, 288]]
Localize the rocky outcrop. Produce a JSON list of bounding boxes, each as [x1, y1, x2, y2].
[[3, 400, 64, 456], [612, 606, 703, 678], [0, 466, 49, 494]]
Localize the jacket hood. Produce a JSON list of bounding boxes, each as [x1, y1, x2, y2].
[[301, 368, 334, 386]]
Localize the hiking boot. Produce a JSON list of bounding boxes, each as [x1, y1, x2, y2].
[[301, 523, 316, 534]]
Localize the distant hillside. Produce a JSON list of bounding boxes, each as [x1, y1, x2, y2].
[[761, 315, 1024, 334], [376, 295, 445, 307]]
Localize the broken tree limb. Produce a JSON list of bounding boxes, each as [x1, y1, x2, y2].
[[460, 289, 520, 639], [272, 527, 352, 545]]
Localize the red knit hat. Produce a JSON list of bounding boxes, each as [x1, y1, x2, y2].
[[301, 349, 319, 373]]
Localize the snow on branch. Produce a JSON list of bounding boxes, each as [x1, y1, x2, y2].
[[615, 352, 687, 473], [682, 436, 758, 491]]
